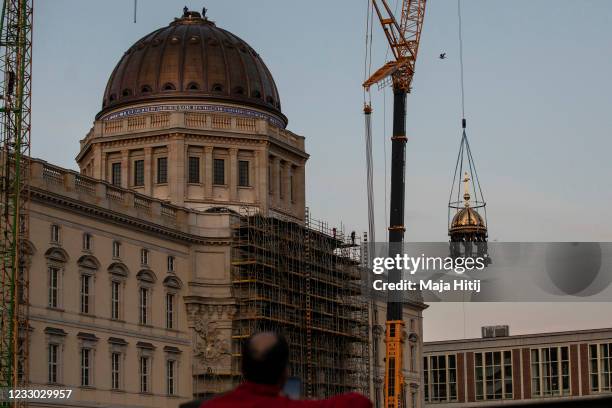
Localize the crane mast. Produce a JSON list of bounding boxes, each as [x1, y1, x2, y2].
[[363, 1, 426, 408], [0, 0, 33, 406]]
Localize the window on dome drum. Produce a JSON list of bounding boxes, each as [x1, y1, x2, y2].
[[531, 346, 570, 397], [187, 82, 199, 91], [289, 167, 295, 203], [424, 354, 457, 403], [109, 93, 117, 102], [590, 343, 612, 393], [133, 160, 144, 186], [212, 83, 223, 92], [122, 88, 132, 97], [141, 85, 152, 94], [163, 82, 176, 91], [111, 162, 121, 186], [51, 224, 60, 243], [252, 90, 262, 99], [233, 86, 245, 95], [213, 159, 225, 185], [48, 343, 59, 384], [111, 352, 121, 390], [278, 165, 284, 199], [238, 160, 249, 187], [80, 348, 92, 387], [157, 157, 168, 184], [188, 156, 200, 184], [475, 351, 513, 400]]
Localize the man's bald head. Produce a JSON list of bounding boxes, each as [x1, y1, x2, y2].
[[242, 332, 289, 385]]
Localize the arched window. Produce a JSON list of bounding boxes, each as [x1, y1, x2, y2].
[[211, 83, 223, 93], [232, 86, 245, 96], [162, 83, 176, 91], [251, 90, 262, 99], [122, 88, 132, 97], [141, 85, 153, 94], [187, 82, 200, 91], [45, 247, 69, 310]]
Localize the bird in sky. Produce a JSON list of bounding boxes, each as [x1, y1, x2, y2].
[[439, 52, 447, 60]]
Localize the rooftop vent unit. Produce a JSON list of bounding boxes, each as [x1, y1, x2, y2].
[[482, 325, 510, 339]]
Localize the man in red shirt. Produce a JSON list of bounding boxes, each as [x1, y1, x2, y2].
[[200, 332, 372, 408]]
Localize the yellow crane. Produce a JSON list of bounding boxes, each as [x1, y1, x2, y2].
[[363, 1, 427, 408]]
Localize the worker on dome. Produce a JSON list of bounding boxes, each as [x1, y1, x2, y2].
[[200, 332, 372, 408]]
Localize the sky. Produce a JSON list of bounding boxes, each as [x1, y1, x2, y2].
[[32, 1, 612, 341]]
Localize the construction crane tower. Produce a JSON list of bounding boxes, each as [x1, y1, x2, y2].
[[0, 0, 33, 406], [363, 1, 427, 408]]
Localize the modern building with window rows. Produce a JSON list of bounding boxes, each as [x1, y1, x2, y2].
[[423, 327, 612, 407]]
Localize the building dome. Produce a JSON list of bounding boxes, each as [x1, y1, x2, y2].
[[449, 207, 487, 235], [97, 9, 285, 125]]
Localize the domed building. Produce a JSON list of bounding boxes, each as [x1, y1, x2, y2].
[[24, 8, 427, 408], [77, 8, 305, 220]]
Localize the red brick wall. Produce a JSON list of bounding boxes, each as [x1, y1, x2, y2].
[[580, 343, 590, 396], [466, 352, 475, 402], [522, 348, 531, 399], [570, 344, 580, 396], [512, 348, 522, 399], [457, 352, 465, 402]]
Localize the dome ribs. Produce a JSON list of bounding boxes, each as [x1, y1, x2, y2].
[[97, 13, 286, 126]]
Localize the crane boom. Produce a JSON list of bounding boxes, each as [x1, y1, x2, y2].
[[363, 2, 427, 408]]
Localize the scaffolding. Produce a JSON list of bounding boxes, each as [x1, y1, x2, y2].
[[230, 208, 371, 398]]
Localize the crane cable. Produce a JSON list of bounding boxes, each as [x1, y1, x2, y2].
[[364, 0, 376, 245]]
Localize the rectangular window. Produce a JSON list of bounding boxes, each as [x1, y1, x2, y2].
[[82, 233, 92, 251], [48, 267, 59, 308], [111, 281, 120, 320], [141, 248, 149, 265], [166, 293, 175, 329], [213, 158, 225, 185], [166, 360, 176, 396], [48, 343, 59, 383], [139, 287, 149, 325], [424, 354, 457, 403], [51, 224, 60, 243], [278, 165, 284, 198], [167, 255, 175, 273], [238, 160, 249, 187], [111, 162, 121, 186], [475, 351, 513, 401], [80, 275, 91, 314], [590, 343, 612, 393], [81, 348, 92, 387], [112, 241, 121, 258], [133, 159, 144, 186], [531, 346, 570, 397], [140, 356, 150, 393], [157, 157, 168, 184], [268, 163, 272, 194], [188, 156, 200, 184], [289, 169, 295, 202], [111, 352, 121, 390]]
